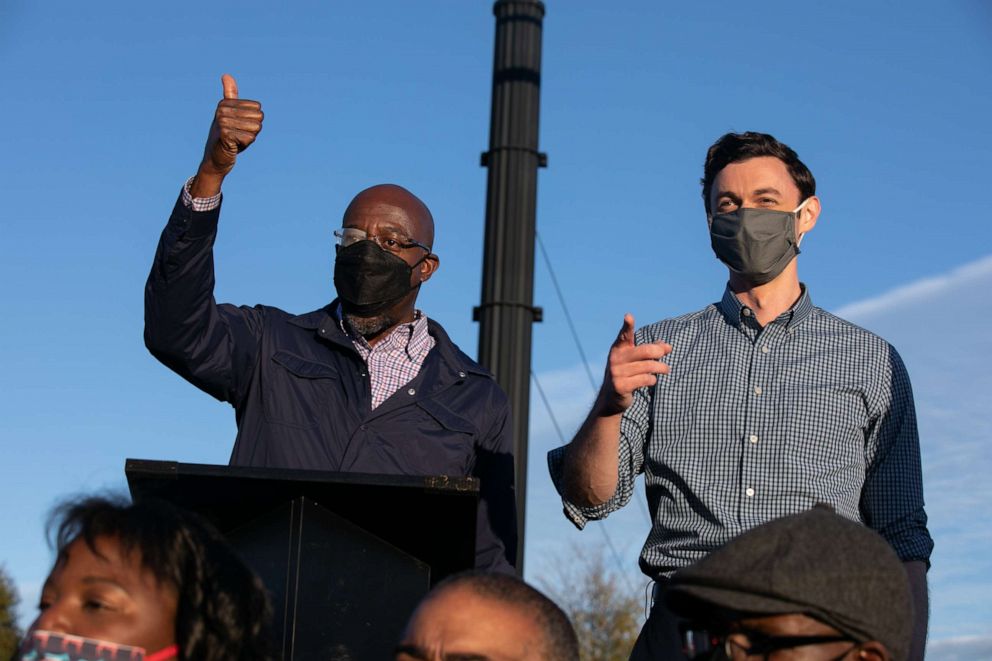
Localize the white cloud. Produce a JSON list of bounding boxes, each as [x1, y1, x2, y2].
[[833, 254, 992, 321]]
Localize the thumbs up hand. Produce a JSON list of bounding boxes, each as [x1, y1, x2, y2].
[[196, 74, 264, 188], [597, 314, 671, 416], [222, 73, 239, 100]]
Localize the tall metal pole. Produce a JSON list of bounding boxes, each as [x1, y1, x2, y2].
[[475, 0, 546, 575]]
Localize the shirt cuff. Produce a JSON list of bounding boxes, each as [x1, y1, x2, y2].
[[182, 176, 222, 212], [547, 446, 595, 530]]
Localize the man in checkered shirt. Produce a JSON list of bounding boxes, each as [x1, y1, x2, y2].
[[145, 75, 517, 571], [548, 131, 932, 659]]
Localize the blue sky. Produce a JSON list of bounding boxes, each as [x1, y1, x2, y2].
[[1, 1, 990, 654]]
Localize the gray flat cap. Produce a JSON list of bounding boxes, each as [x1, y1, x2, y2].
[[665, 505, 913, 660]]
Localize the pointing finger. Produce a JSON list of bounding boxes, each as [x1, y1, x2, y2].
[[222, 73, 239, 100], [613, 313, 635, 348]]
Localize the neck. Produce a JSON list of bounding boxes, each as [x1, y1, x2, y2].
[[728, 261, 802, 326], [345, 300, 418, 347], [364, 313, 415, 346]]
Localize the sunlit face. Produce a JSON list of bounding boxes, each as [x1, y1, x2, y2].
[[342, 195, 438, 283], [710, 156, 804, 215], [395, 585, 547, 661], [31, 536, 178, 656]]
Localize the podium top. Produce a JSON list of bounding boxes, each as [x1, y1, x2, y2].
[[125, 458, 479, 583], [126, 458, 480, 493]]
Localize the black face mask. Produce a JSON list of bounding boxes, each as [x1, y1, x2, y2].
[[333, 240, 424, 316]]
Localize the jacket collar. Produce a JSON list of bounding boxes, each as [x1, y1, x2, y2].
[[288, 300, 493, 378]]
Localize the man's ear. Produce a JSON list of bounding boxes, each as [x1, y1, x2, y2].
[[851, 640, 890, 660], [419, 254, 440, 283], [798, 195, 820, 235]]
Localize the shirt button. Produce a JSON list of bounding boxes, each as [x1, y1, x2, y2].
[[745, 487, 755, 497], [458, 371, 467, 378], [761, 345, 769, 354], [753, 385, 763, 395], [742, 308, 752, 317], [749, 434, 758, 444], [408, 388, 416, 396], [360, 424, 368, 431]]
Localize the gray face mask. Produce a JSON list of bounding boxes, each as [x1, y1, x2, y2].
[[709, 199, 810, 286]]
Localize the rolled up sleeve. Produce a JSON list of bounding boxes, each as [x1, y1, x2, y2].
[[547, 363, 652, 529]]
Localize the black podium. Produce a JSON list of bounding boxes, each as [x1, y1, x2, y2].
[[126, 459, 479, 660]]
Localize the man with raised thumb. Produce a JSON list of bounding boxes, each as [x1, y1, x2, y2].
[[145, 76, 517, 572]]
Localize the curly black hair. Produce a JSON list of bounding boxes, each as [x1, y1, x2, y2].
[[701, 131, 816, 214], [48, 495, 274, 661]]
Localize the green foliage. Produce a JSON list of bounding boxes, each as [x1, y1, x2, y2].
[[537, 545, 645, 661], [0, 564, 22, 659]]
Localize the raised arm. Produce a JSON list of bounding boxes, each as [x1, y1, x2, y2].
[[144, 75, 266, 405], [190, 74, 264, 198], [561, 314, 671, 507]]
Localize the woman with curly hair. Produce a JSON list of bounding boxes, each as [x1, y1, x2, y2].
[[19, 495, 273, 661]]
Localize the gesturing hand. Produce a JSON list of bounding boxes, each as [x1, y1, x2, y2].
[[597, 314, 671, 416], [199, 74, 264, 178]]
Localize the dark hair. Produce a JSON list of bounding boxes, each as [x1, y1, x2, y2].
[[701, 131, 816, 214], [48, 495, 274, 661], [433, 571, 579, 661]]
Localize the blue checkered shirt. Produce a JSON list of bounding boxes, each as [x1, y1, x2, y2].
[[548, 285, 933, 577]]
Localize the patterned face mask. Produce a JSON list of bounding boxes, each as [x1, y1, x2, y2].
[[18, 630, 178, 661]]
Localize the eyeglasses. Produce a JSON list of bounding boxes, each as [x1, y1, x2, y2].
[[682, 625, 856, 660], [334, 228, 431, 255]]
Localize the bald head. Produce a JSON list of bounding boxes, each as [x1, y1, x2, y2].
[[396, 571, 578, 661], [344, 184, 435, 249]]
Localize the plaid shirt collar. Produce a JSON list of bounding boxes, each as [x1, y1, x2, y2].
[[717, 283, 813, 331]]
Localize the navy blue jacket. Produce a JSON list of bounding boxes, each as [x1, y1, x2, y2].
[[145, 193, 517, 571]]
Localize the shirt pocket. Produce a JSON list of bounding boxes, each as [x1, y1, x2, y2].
[[264, 350, 339, 429]]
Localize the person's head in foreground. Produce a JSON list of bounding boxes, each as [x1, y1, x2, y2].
[[665, 504, 912, 661], [395, 570, 579, 661], [20, 495, 273, 661]]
